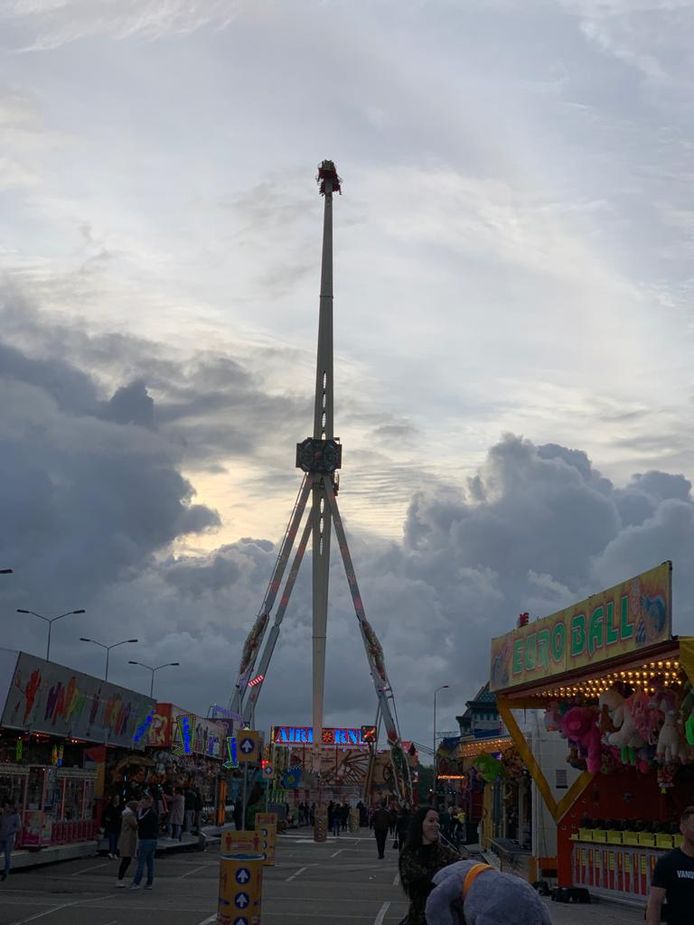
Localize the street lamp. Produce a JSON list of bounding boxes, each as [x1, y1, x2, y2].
[[128, 660, 180, 698], [433, 684, 450, 806], [80, 637, 138, 681], [1, 569, 13, 574], [17, 608, 86, 661]]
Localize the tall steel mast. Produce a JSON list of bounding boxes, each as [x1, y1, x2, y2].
[[230, 161, 413, 807]]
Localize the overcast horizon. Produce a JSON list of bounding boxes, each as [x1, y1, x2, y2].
[[2, 0, 694, 748]]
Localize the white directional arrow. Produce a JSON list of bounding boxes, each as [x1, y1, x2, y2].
[[240, 738, 254, 753], [235, 868, 250, 884], [235, 892, 250, 908], [233, 919, 248, 925]]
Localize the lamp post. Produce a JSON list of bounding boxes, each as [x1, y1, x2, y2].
[[0, 569, 12, 574], [17, 608, 86, 661], [433, 684, 449, 806], [128, 660, 180, 698], [80, 637, 138, 681]]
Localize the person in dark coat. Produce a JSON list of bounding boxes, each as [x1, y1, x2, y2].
[[372, 801, 394, 859], [103, 794, 122, 859], [396, 805, 412, 852], [130, 793, 158, 890]]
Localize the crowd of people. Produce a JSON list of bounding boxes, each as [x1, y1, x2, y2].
[[100, 777, 207, 890]]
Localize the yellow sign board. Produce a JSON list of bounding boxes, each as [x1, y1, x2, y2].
[[237, 730, 263, 764], [490, 562, 672, 692]]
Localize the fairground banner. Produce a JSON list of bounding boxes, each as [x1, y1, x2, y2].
[[1, 650, 155, 748], [490, 562, 672, 692]]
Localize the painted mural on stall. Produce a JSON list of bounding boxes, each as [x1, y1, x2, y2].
[[0, 651, 155, 749]]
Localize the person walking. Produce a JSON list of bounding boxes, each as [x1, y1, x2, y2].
[[116, 800, 138, 888], [398, 806, 459, 924], [396, 804, 412, 853], [372, 800, 393, 859], [130, 793, 158, 891], [646, 805, 694, 925], [183, 785, 195, 835], [0, 802, 21, 882], [103, 794, 122, 859], [192, 786, 203, 833], [169, 788, 185, 841]]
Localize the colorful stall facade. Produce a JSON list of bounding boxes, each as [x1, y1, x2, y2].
[[490, 562, 694, 902]]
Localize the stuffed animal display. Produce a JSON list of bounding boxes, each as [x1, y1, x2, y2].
[[598, 688, 645, 750], [425, 860, 553, 925]]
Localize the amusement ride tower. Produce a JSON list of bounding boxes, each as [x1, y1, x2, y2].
[[230, 161, 412, 803]]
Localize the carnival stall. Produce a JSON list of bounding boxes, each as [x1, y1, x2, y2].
[[490, 562, 694, 903], [0, 648, 155, 848]]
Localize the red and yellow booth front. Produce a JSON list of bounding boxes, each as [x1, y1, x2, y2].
[[490, 562, 694, 903]]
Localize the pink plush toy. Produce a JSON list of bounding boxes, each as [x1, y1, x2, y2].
[[559, 706, 602, 774]]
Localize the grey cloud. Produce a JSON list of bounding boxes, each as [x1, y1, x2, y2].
[[102, 380, 155, 428], [2, 0, 246, 51]]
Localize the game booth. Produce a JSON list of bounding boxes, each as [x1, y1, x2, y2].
[[490, 562, 694, 903], [0, 648, 155, 848]]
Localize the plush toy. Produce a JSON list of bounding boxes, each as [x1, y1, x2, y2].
[[630, 688, 663, 746], [656, 710, 687, 764], [425, 860, 553, 925], [678, 682, 694, 747], [599, 689, 644, 750], [559, 706, 602, 774]]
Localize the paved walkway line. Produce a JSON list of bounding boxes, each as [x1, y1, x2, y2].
[[330, 848, 344, 858], [374, 901, 391, 925], [195, 915, 217, 925], [393, 870, 400, 886], [180, 864, 207, 878], [9, 897, 95, 925], [70, 862, 108, 877], [285, 865, 308, 882]]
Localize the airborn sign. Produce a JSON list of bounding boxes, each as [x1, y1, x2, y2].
[[490, 562, 672, 692]]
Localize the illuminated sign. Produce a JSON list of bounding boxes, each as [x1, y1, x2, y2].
[[132, 709, 154, 746], [490, 562, 672, 692], [271, 726, 368, 747], [361, 725, 377, 744], [173, 714, 195, 755], [224, 736, 238, 769], [248, 674, 264, 688]]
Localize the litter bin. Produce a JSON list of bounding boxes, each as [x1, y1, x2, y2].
[[313, 803, 328, 843]]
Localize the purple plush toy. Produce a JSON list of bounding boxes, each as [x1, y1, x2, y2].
[[425, 860, 553, 925]]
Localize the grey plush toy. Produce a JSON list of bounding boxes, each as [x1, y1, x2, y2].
[[425, 860, 553, 925]]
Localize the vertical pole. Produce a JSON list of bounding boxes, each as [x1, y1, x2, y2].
[[105, 648, 110, 682], [242, 763, 248, 831], [312, 172, 335, 759], [46, 621, 52, 661], [433, 690, 437, 806], [150, 671, 155, 699]]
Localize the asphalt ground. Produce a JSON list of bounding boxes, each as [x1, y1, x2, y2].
[[0, 831, 647, 925]]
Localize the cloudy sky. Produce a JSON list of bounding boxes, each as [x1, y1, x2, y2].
[[1, 0, 694, 751]]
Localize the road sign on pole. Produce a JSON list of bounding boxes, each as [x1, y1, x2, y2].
[[237, 730, 263, 764]]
